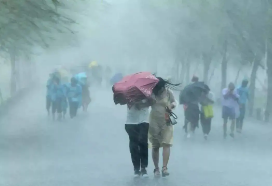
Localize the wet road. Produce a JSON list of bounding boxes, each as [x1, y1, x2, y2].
[[0, 88, 272, 186]]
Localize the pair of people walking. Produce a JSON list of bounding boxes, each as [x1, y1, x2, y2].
[[222, 80, 249, 138], [125, 77, 177, 178], [183, 76, 214, 140]]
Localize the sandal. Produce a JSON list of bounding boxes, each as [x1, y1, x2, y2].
[[162, 166, 169, 177], [154, 168, 161, 178]]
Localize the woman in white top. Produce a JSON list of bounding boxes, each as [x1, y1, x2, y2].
[[125, 99, 151, 178]]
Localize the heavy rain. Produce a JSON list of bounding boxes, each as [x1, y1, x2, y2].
[[0, 0, 272, 186]]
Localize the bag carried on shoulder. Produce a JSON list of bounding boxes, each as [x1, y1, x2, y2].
[[203, 105, 213, 118]]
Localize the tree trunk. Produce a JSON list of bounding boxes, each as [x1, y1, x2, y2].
[[203, 61, 211, 83], [185, 61, 191, 85], [248, 59, 260, 117], [265, 51, 272, 122], [175, 60, 180, 82], [234, 65, 243, 85], [202, 51, 213, 83], [180, 60, 186, 83], [10, 50, 17, 95], [221, 40, 228, 91], [208, 65, 217, 84]]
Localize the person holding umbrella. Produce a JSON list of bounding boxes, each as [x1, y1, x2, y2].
[[113, 72, 159, 178], [180, 76, 201, 138], [149, 77, 178, 178], [113, 73, 179, 178], [125, 99, 152, 178]]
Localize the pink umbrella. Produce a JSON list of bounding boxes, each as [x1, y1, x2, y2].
[[113, 72, 159, 105]]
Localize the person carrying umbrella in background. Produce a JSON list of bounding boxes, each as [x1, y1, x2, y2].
[[110, 73, 123, 86], [180, 76, 203, 138], [222, 82, 240, 138], [236, 79, 249, 133]]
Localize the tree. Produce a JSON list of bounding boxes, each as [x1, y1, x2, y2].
[[0, 0, 104, 94]]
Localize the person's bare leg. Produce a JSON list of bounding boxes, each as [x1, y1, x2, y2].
[[223, 120, 227, 138], [152, 148, 159, 169], [187, 122, 191, 138], [162, 144, 170, 177], [162, 145, 170, 168], [230, 119, 235, 137], [152, 147, 160, 177]]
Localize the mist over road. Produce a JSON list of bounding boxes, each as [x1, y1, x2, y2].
[[0, 87, 271, 186]]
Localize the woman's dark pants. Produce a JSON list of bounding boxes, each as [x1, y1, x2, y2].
[[125, 123, 149, 171], [200, 113, 212, 135]]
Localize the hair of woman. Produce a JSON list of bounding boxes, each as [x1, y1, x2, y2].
[[153, 77, 181, 95]]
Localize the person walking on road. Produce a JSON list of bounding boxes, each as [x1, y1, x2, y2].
[[222, 82, 240, 138], [46, 73, 54, 116], [200, 88, 214, 140], [51, 77, 64, 121], [67, 77, 82, 118], [125, 100, 151, 178], [149, 77, 177, 178], [236, 79, 249, 133], [184, 75, 200, 138], [82, 82, 91, 112]]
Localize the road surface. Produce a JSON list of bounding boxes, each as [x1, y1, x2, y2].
[[0, 88, 272, 186]]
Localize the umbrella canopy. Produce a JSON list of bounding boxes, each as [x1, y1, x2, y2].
[[75, 72, 87, 85], [76, 72, 87, 79], [179, 82, 209, 104], [110, 73, 123, 85], [113, 72, 159, 105], [88, 61, 98, 68]]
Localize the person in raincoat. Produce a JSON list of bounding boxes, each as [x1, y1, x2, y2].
[[61, 83, 69, 119], [51, 77, 64, 121], [46, 73, 54, 115], [67, 77, 82, 118]]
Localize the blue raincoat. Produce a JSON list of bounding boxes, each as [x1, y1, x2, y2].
[[67, 83, 82, 104]]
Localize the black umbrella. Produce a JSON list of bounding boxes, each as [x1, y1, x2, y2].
[[179, 82, 210, 104]]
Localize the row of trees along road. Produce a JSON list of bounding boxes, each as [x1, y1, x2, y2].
[[140, 0, 272, 122], [0, 0, 105, 98]]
